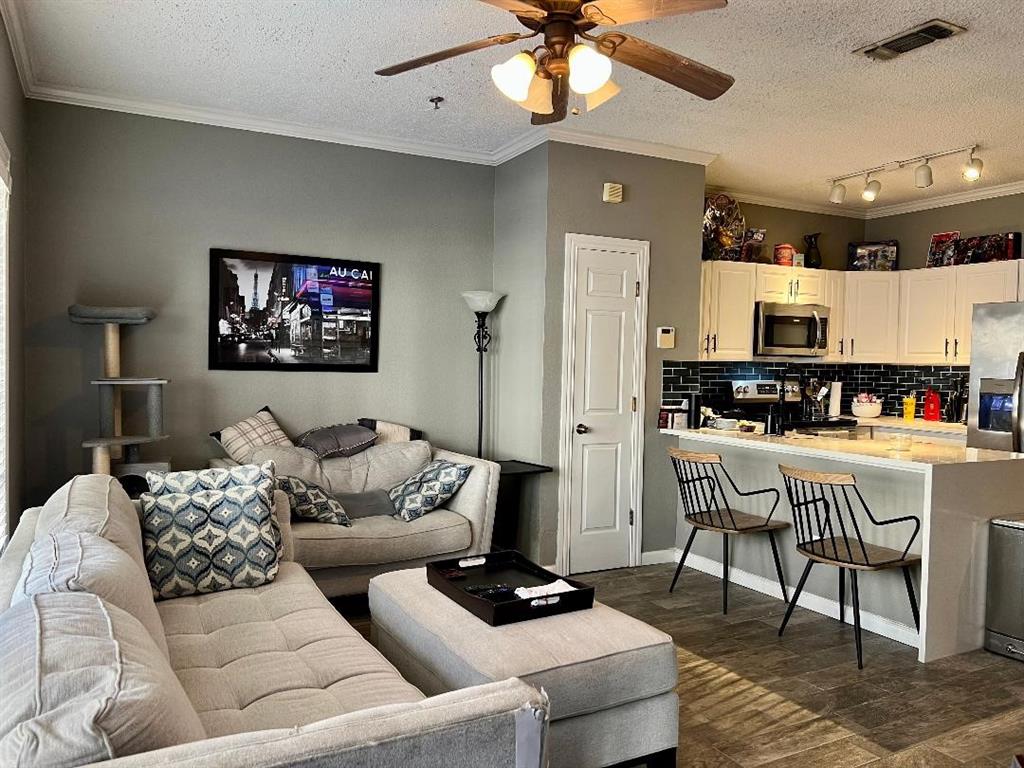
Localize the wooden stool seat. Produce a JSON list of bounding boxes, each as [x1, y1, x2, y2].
[[797, 538, 922, 570], [685, 510, 790, 534]]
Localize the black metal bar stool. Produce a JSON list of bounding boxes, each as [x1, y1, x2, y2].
[[668, 448, 789, 614], [777, 464, 921, 669]]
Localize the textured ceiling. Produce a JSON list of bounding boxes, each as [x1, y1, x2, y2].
[[5, 0, 1024, 211]]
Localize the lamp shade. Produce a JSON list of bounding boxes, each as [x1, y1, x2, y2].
[[828, 182, 847, 204], [915, 161, 933, 188], [518, 74, 554, 114], [586, 79, 620, 111], [462, 291, 505, 313], [491, 53, 536, 102], [962, 155, 983, 181], [568, 44, 612, 95]]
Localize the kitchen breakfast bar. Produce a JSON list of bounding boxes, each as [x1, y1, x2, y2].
[[662, 427, 1024, 663]]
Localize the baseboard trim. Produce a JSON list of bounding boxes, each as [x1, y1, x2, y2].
[[640, 549, 677, 566], [679, 550, 919, 648]]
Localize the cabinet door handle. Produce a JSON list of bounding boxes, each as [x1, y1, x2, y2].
[[954, 338, 959, 358], [712, 334, 718, 352], [788, 280, 794, 301], [839, 338, 844, 355], [704, 334, 710, 354], [795, 279, 800, 298], [851, 338, 855, 356], [945, 338, 950, 358]]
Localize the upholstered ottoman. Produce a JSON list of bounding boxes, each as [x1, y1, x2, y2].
[[369, 568, 678, 768]]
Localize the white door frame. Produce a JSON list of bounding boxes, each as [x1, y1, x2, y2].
[[556, 233, 650, 575]]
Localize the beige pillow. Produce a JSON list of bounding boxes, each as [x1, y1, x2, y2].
[[0, 593, 206, 766], [14, 531, 170, 659], [212, 406, 292, 463], [34, 474, 147, 578]]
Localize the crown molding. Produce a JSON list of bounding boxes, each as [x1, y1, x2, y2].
[[0, 0, 32, 95], [705, 187, 868, 219], [864, 180, 1024, 219], [546, 127, 718, 166], [490, 128, 549, 165]]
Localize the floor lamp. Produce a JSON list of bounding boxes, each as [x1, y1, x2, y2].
[[462, 291, 504, 458]]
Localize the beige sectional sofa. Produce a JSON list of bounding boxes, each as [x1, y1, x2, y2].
[[211, 440, 499, 597], [0, 474, 547, 767]]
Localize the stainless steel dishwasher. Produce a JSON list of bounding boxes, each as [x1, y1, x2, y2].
[[986, 518, 1024, 660]]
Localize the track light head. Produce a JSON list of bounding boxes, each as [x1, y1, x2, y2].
[[862, 177, 882, 202], [828, 182, 847, 204], [914, 160, 933, 188], [962, 152, 984, 182]]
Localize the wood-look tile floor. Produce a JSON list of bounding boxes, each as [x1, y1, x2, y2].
[[337, 564, 1024, 768]]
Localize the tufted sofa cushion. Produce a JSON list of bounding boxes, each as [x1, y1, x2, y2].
[[157, 561, 424, 737]]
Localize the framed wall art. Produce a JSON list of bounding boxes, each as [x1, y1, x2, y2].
[[926, 231, 960, 268], [847, 240, 899, 271], [209, 248, 381, 372]]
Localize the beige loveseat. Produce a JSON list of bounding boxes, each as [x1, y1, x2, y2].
[[211, 440, 499, 597], [0, 474, 547, 767]]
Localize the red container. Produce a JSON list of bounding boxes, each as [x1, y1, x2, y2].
[[923, 388, 941, 421]]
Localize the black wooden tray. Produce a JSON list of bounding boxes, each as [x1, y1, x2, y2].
[[426, 550, 595, 626]]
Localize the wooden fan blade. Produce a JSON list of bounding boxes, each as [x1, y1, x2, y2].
[[581, 0, 726, 25], [476, 0, 549, 18], [532, 76, 569, 124], [595, 32, 733, 99], [376, 33, 524, 76]]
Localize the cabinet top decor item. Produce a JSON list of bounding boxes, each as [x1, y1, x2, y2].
[[68, 305, 155, 325]]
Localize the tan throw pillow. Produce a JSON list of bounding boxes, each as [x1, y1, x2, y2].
[[0, 593, 206, 766], [34, 474, 148, 579], [14, 531, 170, 659], [211, 406, 291, 463]]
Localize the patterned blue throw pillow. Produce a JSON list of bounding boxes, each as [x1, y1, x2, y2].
[[389, 459, 472, 522], [277, 475, 351, 526], [147, 462, 283, 557], [140, 478, 279, 600]]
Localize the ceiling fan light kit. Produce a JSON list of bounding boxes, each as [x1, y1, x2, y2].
[[375, 0, 734, 126], [828, 145, 984, 204]]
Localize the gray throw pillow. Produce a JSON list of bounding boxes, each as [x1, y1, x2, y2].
[[296, 423, 378, 459], [277, 475, 351, 526], [333, 489, 395, 519], [389, 459, 473, 522]]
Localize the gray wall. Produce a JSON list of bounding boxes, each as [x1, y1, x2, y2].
[[866, 194, 1024, 269], [491, 144, 549, 560], [23, 101, 495, 505], [741, 203, 865, 271], [0, 15, 26, 523], [545, 143, 706, 559]]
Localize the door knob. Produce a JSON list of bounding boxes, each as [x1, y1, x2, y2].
[[575, 423, 590, 435]]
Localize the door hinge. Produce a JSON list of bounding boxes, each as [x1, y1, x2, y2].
[[631, 396, 637, 412], [629, 509, 635, 525], [635, 281, 640, 297]]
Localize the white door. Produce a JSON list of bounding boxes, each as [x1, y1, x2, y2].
[[791, 268, 827, 305], [561, 234, 648, 574], [755, 264, 796, 303], [844, 272, 900, 363], [707, 262, 756, 360], [898, 268, 956, 364], [825, 271, 846, 361], [953, 261, 1019, 363]]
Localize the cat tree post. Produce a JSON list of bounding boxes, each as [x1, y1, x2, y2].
[[103, 322, 122, 458]]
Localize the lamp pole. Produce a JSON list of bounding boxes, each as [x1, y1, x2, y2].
[[473, 311, 492, 458]]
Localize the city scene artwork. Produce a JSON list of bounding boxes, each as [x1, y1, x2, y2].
[[209, 249, 381, 372]]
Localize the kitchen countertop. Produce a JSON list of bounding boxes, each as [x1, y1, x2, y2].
[[660, 427, 1023, 472], [855, 416, 967, 436]]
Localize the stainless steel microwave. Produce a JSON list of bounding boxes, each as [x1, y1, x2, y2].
[[754, 302, 830, 357]]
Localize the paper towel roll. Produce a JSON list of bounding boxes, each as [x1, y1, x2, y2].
[[829, 382, 843, 417]]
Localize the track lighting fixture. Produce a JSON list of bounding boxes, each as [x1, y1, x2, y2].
[[828, 181, 847, 205], [862, 176, 881, 202], [915, 159, 933, 188], [962, 150, 984, 181], [826, 144, 984, 204]]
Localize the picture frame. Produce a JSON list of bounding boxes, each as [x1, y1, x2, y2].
[[209, 248, 381, 372], [926, 231, 960, 268], [847, 240, 899, 271]]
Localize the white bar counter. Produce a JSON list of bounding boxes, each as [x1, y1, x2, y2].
[[661, 427, 1024, 663]]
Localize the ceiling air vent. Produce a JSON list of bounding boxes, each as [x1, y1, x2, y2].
[[854, 19, 966, 61]]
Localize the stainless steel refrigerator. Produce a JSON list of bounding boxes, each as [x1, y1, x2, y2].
[[968, 301, 1024, 451]]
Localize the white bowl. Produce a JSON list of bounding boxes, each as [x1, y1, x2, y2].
[[851, 402, 882, 418]]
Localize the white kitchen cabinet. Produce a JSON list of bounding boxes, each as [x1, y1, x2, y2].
[[824, 270, 846, 362], [897, 268, 956, 365], [754, 265, 827, 305], [844, 272, 900, 363], [700, 261, 756, 360], [952, 260, 1019, 363]]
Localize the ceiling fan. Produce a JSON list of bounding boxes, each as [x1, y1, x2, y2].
[[375, 0, 735, 125]]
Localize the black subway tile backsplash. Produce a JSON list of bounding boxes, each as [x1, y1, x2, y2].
[[661, 360, 969, 419]]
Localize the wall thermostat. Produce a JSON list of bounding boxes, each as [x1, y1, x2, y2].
[[656, 327, 676, 349], [602, 182, 624, 203]]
